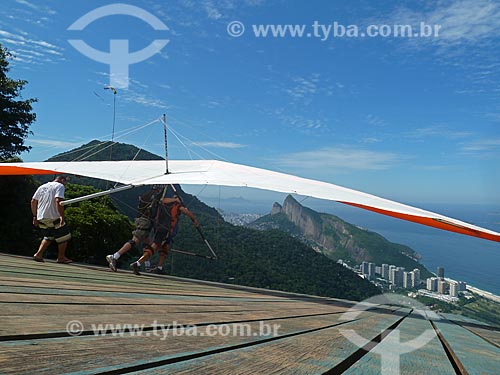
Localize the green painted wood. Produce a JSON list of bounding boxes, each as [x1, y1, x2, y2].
[[343, 310, 456, 375], [0, 308, 387, 374], [439, 313, 500, 347], [120, 309, 410, 375], [433, 316, 500, 374]]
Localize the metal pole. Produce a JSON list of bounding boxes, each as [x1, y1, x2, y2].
[[61, 184, 134, 206], [163, 113, 169, 174], [104, 86, 117, 160]]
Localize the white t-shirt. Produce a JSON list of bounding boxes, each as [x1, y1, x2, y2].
[[32, 181, 65, 220]]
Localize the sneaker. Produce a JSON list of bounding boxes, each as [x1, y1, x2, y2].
[[149, 267, 165, 275], [130, 262, 141, 275], [106, 255, 117, 272]]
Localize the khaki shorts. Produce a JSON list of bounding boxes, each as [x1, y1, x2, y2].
[[132, 217, 152, 242], [38, 218, 72, 244]]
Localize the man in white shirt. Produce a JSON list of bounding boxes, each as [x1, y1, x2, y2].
[[31, 176, 72, 263]]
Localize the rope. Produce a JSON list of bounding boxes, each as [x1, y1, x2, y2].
[[168, 126, 227, 161], [168, 126, 202, 160], [73, 118, 160, 162], [113, 121, 159, 188]]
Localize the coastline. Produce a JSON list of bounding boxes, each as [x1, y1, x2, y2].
[[466, 285, 500, 304], [443, 277, 500, 304]]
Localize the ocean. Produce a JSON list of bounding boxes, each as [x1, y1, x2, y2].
[[315, 202, 500, 296], [196, 190, 500, 297]]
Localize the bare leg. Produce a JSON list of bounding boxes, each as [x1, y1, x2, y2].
[[157, 244, 170, 268], [34, 239, 52, 260], [117, 236, 139, 256], [136, 243, 157, 265], [57, 241, 71, 262]]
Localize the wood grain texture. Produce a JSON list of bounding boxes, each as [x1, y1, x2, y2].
[[1, 253, 498, 375]]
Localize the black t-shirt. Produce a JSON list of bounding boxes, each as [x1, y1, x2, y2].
[[155, 201, 182, 232]]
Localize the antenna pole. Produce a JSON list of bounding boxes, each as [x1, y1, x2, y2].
[[163, 113, 169, 174], [104, 86, 117, 160]]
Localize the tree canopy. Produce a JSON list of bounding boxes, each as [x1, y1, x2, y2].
[[0, 43, 37, 160]]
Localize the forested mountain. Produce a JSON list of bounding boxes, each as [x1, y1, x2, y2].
[[48, 139, 162, 162], [249, 195, 433, 279]]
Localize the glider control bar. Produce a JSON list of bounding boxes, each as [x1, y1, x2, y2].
[[170, 248, 216, 260], [61, 185, 135, 206], [196, 226, 218, 260]]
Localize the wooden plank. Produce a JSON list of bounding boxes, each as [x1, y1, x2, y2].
[[0, 302, 330, 317], [120, 308, 410, 375], [343, 310, 456, 375], [0, 307, 396, 374], [0, 256, 284, 297], [440, 312, 492, 327], [432, 316, 500, 374], [440, 313, 500, 347], [0, 254, 359, 306], [0, 276, 278, 298], [0, 308, 348, 337], [0, 269, 277, 299]]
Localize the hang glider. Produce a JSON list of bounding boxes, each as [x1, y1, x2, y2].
[[1, 159, 499, 243]]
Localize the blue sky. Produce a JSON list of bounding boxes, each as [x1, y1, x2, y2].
[[2, 0, 500, 205]]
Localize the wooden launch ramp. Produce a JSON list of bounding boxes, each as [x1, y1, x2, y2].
[[0, 253, 498, 374]]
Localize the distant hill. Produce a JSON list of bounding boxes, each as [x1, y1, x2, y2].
[[249, 195, 433, 279], [47, 139, 162, 162], [43, 140, 161, 216]]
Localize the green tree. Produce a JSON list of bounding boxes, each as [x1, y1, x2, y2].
[[0, 44, 38, 253], [64, 184, 133, 265], [0, 43, 37, 159], [0, 158, 39, 255]]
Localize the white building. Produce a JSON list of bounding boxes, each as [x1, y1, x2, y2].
[[381, 264, 389, 279], [457, 281, 467, 292], [368, 262, 376, 280], [450, 282, 458, 298], [403, 272, 412, 289], [412, 269, 421, 288], [438, 280, 448, 294], [427, 277, 438, 292]]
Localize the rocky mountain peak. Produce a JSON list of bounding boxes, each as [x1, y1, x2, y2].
[[271, 202, 283, 215]]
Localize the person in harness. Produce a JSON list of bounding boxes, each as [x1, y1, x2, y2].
[[105, 185, 164, 271], [130, 193, 199, 275]]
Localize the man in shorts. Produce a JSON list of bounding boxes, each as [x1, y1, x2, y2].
[[105, 185, 164, 271], [130, 194, 199, 275], [31, 176, 72, 263]]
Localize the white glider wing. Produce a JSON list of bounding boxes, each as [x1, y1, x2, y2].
[[1, 159, 499, 243]]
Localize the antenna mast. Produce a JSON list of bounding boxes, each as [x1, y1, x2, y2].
[[104, 86, 117, 160], [163, 113, 169, 174]]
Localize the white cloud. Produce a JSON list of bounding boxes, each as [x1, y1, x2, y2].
[[285, 74, 320, 102], [389, 0, 500, 45], [407, 126, 473, 140], [204, 1, 223, 20], [122, 92, 167, 109], [192, 141, 245, 149], [461, 138, 500, 152], [15, 0, 56, 15], [273, 109, 326, 131], [29, 139, 81, 149], [366, 114, 386, 127], [0, 30, 64, 64], [275, 147, 403, 171], [362, 137, 382, 144]]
